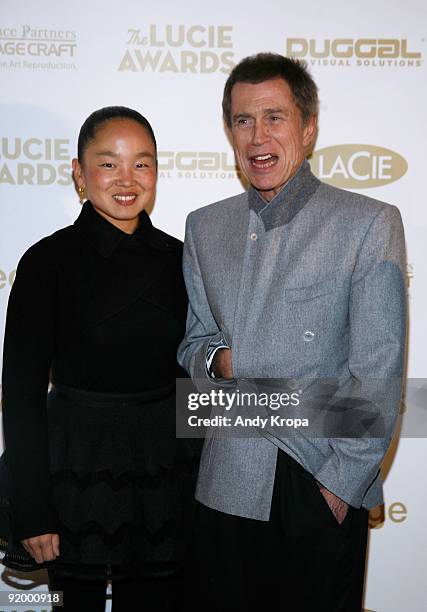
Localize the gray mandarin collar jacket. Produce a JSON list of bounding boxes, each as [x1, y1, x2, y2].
[[177, 161, 406, 520]]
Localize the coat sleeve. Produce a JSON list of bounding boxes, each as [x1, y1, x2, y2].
[[2, 243, 59, 540], [177, 213, 229, 382], [314, 204, 407, 506]]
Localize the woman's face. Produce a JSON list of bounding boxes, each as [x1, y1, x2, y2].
[[72, 118, 157, 233]]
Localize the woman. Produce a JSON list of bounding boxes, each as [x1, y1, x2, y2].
[[2, 107, 197, 611]]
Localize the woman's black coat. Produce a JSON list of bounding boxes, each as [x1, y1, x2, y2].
[[2, 202, 188, 540]]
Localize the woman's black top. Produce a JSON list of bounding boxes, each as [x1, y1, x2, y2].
[[1, 202, 193, 576]]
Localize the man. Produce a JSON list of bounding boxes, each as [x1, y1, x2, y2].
[[178, 53, 406, 611]]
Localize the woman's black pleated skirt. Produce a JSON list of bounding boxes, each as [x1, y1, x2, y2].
[[46, 382, 199, 581]]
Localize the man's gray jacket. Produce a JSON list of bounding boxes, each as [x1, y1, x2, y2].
[[177, 161, 407, 520]]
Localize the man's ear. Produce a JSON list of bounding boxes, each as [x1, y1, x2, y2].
[[302, 114, 318, 149]]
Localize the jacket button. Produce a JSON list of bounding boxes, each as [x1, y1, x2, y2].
[[250, 233, 258, 241], [303, 330, 315, 342]]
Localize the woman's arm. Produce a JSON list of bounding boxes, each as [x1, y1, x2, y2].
[[2, 240, 60, 548]]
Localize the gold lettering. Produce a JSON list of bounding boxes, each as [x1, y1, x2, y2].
[[309, 38, 329, 59], [176, 152, 197, 171], [135, 49, 162, 71], [389, 502, 407, 523], [17, 163, 35, 184], [0, 163, 15, 184], [286, 38, 308, 58], [187, 26, 205, 48], [165, 25, 185, 47], [37, 163, 56, 185], [157, 152, 174, 172], [221, 152, 237, 171], [1, 137, 20, 160], [200, 51, 219, 73], [218, 26, 233, 48], [198, 153, 219, 171], [378, 39, 399, 58], [54, 139, 70, 161], [57, 164, 72, 186], [220, 51, 235, 75], [181, 51, 198, 73], [331, 39, 352, 58], [149, 24, 165, 47], [159, 51, 179, 72], [118, 50, 138, 72], [355, 39, 376, 58], [23, 138, 43, 160], [401, 39, 422, 58]]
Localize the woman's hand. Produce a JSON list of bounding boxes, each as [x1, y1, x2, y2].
[[21, 533, 60, 563]]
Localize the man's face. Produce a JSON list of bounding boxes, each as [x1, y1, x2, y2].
[[230, 78, 316, 201]]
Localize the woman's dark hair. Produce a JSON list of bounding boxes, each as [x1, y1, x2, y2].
[[222, 53, 318, 128], [77, 106, 157, 161]]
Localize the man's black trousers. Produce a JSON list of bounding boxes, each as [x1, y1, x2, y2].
[[193, 449, 369, 612]]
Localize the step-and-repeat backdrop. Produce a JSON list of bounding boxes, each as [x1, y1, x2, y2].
[[1, 0, 426, 610]]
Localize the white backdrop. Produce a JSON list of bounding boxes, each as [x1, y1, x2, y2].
[[1, 0, 426, 610]]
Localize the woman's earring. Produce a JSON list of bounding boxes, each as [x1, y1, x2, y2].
[[78, 186, 85, 204]]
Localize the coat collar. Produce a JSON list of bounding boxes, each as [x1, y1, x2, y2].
[[248, 160, 320, 231], [74, 201, 171, 257]]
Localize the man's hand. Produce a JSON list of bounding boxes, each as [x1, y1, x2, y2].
[[21, 533, 60, 563], [318, 486, 349, 524], [212, 348, 233, 379]]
